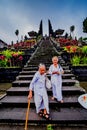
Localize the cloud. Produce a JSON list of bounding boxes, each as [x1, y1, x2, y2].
[[49, 8, 87, 39], [0, 3, 37, 44]]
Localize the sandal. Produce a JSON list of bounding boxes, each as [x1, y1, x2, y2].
[[43, 113, 51, 120], [60, 100, 64, 103], [58, 100, 64, 103], [38, 109, 44, 117], [51, 97, 57, 102]]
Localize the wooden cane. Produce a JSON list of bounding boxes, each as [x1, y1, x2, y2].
[[24, 99, 31, 130]]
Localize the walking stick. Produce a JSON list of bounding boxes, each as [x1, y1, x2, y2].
[[24, 99, 31, 130]]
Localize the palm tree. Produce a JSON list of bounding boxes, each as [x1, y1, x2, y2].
[[70, 25, 75, 39], [15, 29, 19, 42]]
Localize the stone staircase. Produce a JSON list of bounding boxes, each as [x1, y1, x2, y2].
[[0, 39, 87, 129]]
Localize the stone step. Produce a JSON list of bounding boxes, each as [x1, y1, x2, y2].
[[23, 65, 69, 71], [0, 95, 82, 108], [26, 63, 68, 67], [0, 107, 87, 124], [7, 86, 85, 96], [0, 124, 86, 130], [1, 39, 86, 128], [27, 60, 66, 67], [23, 66, 69, 71], [19, 70, 71, 75], [19, 70, 36, 75], [12, 79, 76, 87], [17, 74, 75, 80]]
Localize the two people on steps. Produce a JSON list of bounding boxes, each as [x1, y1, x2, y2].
[[28, 56, 64, 120]]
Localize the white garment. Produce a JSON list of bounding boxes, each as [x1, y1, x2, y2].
[[29, 71, 49, 113], [49, 64, 63, 101]]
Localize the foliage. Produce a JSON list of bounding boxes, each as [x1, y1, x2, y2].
[[65, 33, 68, 39], [12, 51, 24, 56], [82, 46, 87, 54], [71, 56, 81, 66], [64, 45, 87, 55], [36, 35, 42, 41], [15, 29, 19, 42], [70, 25, 75, 39], [78, 37, 87, 45], [24, 35, 28, 40], [15, 29, 19, 36], [83, 37, 87, 40], [83, 17, 87, 33], [63, 46, 78, 53], [2, 50, 12, 59], [47, 124, 53, 130], [71, 55, 87, 66], [57, 38, 78, 47], [9, 39, 36, 49], [81, 57, 87, 64], [78, 37, 83, 42], [0, 55, 8, 67], [0, 50, 24, 67], [63, 45, 87, 66], [1, 50, 13, 66], [70, 25, 75, 33]]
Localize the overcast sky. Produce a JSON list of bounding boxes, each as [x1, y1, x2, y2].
[[0, 0, 87, 44]]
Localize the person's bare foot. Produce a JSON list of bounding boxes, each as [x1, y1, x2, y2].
[[51, 97, 55, 100], [43, 113, 52, 120], [60, 100, 64, 103]]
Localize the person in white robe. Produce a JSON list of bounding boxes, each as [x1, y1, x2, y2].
[[48, 56, 64, 103], [28, 63, 51, 120]]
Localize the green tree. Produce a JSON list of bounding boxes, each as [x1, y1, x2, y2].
[[11, 41, 14, 45], [70, 25, 75, 39], [24, 35, 28, 41], [15, 29, 19, 42], [65, 32, 68, 39], [2, 50, 12, 66], [83, 17, 87, 33]]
